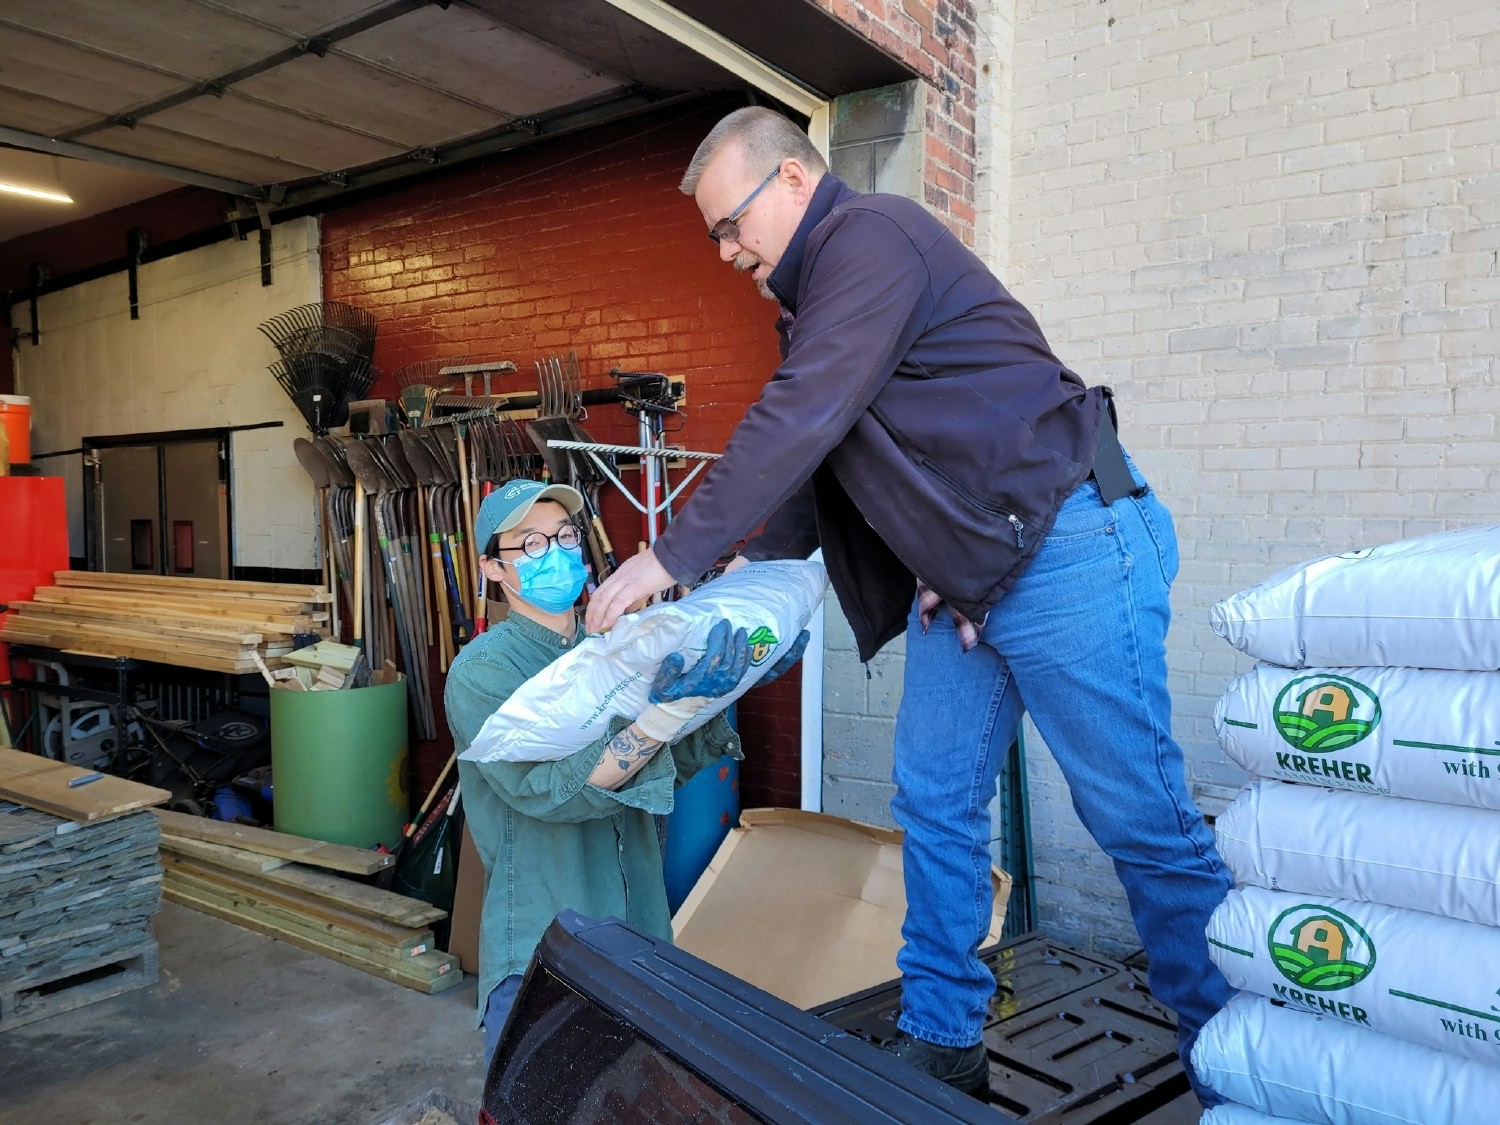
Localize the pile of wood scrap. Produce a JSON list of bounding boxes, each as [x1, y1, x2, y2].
[[0, 571, 330, 674], [0, 749, 169, 1030], [252, 639, 398, 693], [154, 809, 460, 994]]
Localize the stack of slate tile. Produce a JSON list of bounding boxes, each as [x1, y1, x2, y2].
[[0, 806, 162, 1030]]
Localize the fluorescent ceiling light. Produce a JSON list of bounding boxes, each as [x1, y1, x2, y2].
[[0, 181, 73, 204]]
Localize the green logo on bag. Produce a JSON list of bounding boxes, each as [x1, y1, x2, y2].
[[747, 626, 778, 666], [1273, 674, 1381, 753], [1269, 904, 1376, 991]]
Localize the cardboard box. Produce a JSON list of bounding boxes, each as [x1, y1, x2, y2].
[[673, 808, 1011, 1011], [447, 821, 484, 975]]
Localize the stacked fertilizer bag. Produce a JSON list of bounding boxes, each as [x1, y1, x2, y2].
[[1191, 525, 1500, 1125]]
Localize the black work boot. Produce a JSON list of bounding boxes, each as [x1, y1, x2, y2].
[[880, 1031, 989, 1099]]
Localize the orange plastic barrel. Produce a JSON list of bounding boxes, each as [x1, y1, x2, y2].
[[0, 396, 30, 465]]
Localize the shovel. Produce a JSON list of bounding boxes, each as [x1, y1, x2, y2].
[[342, 439, 435, 738], [293, 438, 340, 639], [399, 428, 442, 650], [433, 425, 476, 624]]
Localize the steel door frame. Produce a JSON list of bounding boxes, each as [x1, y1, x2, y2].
[[83, 427, 233, 578]]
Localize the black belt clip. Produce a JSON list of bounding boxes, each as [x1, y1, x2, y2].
[[1090, 389, 1147, 506]]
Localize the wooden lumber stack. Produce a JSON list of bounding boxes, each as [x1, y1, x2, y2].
[[0, 748, 171, 823], [0, 807, 162, 1030], [153, 810, 461, 995], [0, 571, 330, 674]]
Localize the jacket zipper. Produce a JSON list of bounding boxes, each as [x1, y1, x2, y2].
[[919, 457, 1027, 549]]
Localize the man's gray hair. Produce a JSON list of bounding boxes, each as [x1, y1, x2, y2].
[[680, 107, 828, 195]]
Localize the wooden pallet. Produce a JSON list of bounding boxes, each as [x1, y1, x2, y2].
[[0, 938, 158, 1030]]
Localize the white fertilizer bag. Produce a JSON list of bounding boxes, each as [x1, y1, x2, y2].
[[1217, 780, 1500, 927], [1208, 886, 1500, 1069], [1194, 991, 1500, 1124], [460, 560, 827, 764], [1200, 1105, 1307, 1125], [1210, 524, 1500, 671], [1215, 664, 1500, 809]]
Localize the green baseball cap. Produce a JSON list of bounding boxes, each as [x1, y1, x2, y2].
[[475, 479, 585, 551]]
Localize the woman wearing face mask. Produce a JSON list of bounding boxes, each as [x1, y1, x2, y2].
[[444, 479, 807, 1071]]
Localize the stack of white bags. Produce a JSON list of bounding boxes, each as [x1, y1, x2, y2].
[[1193, 525, 1500, 1124]]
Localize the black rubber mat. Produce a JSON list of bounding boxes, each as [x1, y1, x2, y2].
[[812, 932, 1190, 1123]]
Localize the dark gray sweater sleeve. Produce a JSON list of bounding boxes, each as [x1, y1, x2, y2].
[[740, 477, 819, 562], [653, 209, 933, 582]]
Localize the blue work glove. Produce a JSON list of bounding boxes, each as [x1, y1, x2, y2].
[[635, 619, 750, 742], [756, 629, 810, 687]]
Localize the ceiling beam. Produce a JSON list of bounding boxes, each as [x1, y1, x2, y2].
[[272, 86, 699, 210], [59, 0, 457, 142], [597, 0, 826, 116], [0, 124, 268, 199]]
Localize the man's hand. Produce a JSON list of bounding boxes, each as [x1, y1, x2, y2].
[[756, 629, 810, 687], [585, 548, 675, 634]]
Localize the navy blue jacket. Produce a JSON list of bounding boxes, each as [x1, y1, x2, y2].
[[653, 175, 1107, 661]]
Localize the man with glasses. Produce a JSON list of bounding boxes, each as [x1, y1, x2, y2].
[[446, 478, 802, 1069], [584, 108, 1233, 1106]]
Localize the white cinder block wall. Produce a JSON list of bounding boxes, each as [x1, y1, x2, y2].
[[11, 218, 323, 571], [997, 0, 1500, 955], [824, 0, 1499, 959]]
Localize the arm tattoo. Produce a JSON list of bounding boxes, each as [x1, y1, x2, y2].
[[606, 726, 657, 772]]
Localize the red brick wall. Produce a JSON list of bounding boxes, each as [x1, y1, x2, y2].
[[321, 102, 805, 809], [816, 0, 979, 243]]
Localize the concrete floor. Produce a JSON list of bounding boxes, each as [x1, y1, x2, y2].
[[0, 902, 484, 1125], [1140, 1091, 1204, 1123], [0, 902, 1203, 1124]]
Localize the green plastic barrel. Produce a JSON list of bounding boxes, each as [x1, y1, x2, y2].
[[270, 680, 409, 850]]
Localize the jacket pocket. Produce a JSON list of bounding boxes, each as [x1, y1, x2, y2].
[[919, 457, 1027, 550]]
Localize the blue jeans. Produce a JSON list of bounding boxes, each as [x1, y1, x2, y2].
[[481, 974, 523, 1071], [890, 474, 1233, 1101]]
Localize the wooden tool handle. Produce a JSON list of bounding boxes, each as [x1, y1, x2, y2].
[[352, 481, 366, 644], [456, 434, 478, 618], [406, 752, 457, 839]]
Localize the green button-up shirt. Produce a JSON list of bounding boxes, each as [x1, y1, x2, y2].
[[445, 611, 741, 1019]]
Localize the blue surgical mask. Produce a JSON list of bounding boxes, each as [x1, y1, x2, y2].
[[506, 544, 588, 614]]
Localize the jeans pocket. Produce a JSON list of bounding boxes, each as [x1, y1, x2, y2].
[[1045, 481, 1117, 544], [1131, 493, 1180, 585]]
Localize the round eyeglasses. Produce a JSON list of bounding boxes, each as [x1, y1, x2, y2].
[[490, 523, 584, 560]]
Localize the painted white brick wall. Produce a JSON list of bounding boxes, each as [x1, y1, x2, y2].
[[994, 0, 1500, 956], [11, 219, 323, 570]]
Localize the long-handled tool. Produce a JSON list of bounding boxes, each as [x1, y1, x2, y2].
[[444, 482, 474, 644], [292, 438, 340, 638], [342, 440, 435, 738], [377, 751, 457, 891], [528, 354, 619, 585], [434, 425, 476, 628], [416, 429, 473, 658], [257, 302, 377, 435], [352, 480, 366, 647], [399, 428, 444, 650], [455, 425, 478, 621], [316, 437, 357, 639]]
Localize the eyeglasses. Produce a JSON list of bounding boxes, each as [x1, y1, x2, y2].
[[488, 523, 584, 560], [708, 166, 780, 245]]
